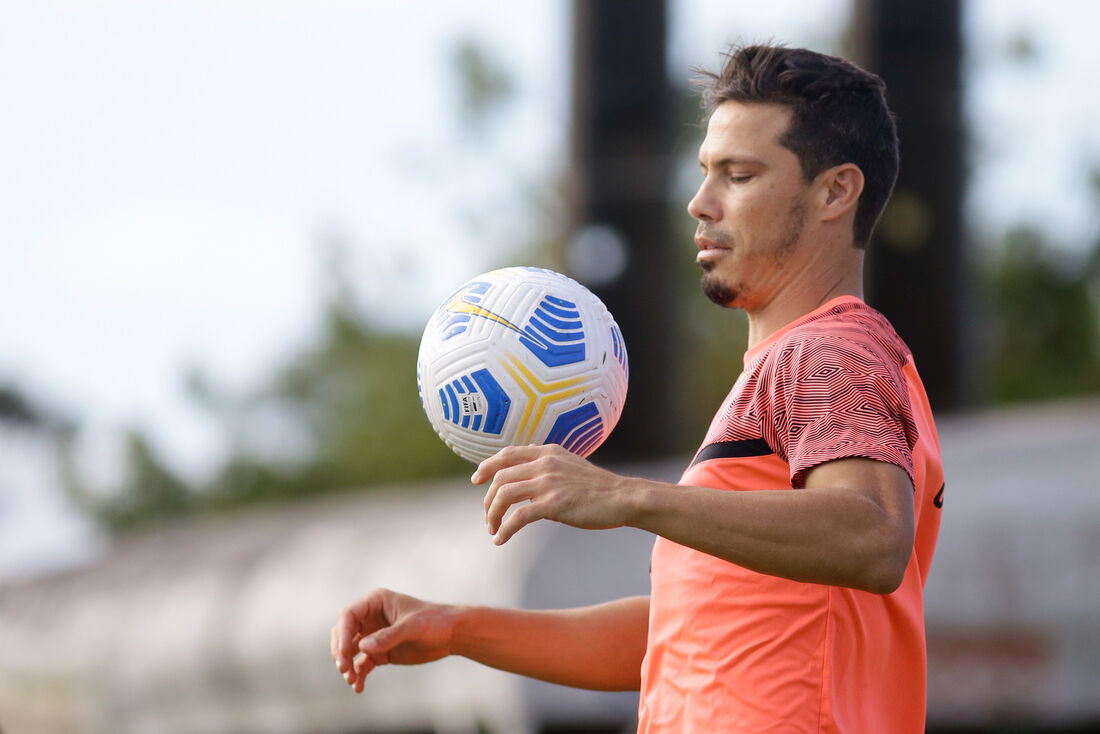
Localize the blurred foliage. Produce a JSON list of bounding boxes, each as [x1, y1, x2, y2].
[[975, 28, 1100, 402], [201, 293, 470, 506], [63, 431, 197, 534], [985, 225, 1100, 402], [452, 39, 514, 136], [0, 386, 42, 426], [0, 385, 74, 437], [62, 287, 469, 535]]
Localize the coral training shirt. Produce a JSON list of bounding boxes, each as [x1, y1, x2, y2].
[[638, 296, 944, 734]]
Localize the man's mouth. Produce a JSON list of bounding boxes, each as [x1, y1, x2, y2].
[[695, 234, 731, 267]]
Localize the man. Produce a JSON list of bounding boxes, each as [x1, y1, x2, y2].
[[332, 44, 943, 732]]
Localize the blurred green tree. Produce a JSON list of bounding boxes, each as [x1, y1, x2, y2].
[[62, 251, 470, 534], [452, 39, 515, 137], [62, 430, 196, 533], [0, 385, 43, 427], [201, 283, 470, 509], [986, 225, 1100, 402]]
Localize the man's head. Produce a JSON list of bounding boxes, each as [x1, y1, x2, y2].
[[697, 44, 899, 249]]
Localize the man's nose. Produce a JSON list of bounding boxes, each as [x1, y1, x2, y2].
[[687, 181, 718, 222]]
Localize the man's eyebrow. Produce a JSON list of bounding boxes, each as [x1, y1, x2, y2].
[[699, 156, 766, 170]]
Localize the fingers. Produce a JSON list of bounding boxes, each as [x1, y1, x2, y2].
[[356, 655, 376, 691], [472, 444, 545, 486], [330, 625, 345, 672], [333, 624, 391, 694], [486, 459, 562, 542], [331, 590, 391, 692], [334, 623, 370, 693], [478, 445, 575, 544], [357, 618, 409, 659], [332, 616, 357, 676], [480, 446, 554, 514], [340, 652, 375, 693], [484, 471, 537, 537], [493, 500, 548, 546], [334, 608, 363, 670]]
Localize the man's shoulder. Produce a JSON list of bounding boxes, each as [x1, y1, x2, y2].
[[770, 299, 912, 369]]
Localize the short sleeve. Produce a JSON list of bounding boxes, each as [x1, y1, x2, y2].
[[762, 331, 918, 489]]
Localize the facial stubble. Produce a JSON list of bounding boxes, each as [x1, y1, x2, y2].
[[699, 200, 807, 308]]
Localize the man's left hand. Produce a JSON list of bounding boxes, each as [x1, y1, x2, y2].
[[473, 444, 638, 545]]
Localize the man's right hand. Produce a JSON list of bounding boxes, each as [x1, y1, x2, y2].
[[330, 588, 458, 693]]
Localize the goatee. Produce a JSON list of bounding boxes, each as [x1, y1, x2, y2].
[[696, 226, 739, 306], [700, 266, 739, 306]]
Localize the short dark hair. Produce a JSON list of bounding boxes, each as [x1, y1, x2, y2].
[[696, 44, 899, 248]]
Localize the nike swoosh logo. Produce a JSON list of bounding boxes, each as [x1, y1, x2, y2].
[[445, 287, 526, 335]]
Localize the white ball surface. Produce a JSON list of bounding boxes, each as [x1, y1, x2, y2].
[[417, 267, 629, 464]]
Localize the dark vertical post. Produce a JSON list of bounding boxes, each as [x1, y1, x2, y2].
[[860, 0, 966, 410], [571, 0, 678, 459]]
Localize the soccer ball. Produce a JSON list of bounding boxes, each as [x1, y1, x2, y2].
[[417, 267, 629, 464]]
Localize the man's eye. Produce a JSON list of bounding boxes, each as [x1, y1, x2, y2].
[[729, 175, 753, 184]]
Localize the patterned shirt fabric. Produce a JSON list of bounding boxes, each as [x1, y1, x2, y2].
[[638, 296, 944, 733]]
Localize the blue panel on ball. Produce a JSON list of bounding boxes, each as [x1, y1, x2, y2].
[[440, 368, 511, 435], [610, 324, 628, 377], [541, 295, 577, 312], [437, 280, 492, 341], [545, 402, 603, 454], [471, 368, 510, 435], [573, 424, 605, 456], [528, 315, 585, 342], [441, 314, 471, 341], [439, 388, 450, 421], [532, 307, 582, 331], [445, 384, 460, 424], [519, 295, 587, 367]]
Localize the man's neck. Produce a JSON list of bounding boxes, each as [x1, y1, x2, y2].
[[744, 261, 864, 351]]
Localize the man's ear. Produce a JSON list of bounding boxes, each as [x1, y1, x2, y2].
[[818, 163, 864, 223]]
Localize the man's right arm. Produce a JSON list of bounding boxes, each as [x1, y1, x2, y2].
[[332, 589, 649, 693]]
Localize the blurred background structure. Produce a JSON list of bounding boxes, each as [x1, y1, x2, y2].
[[2, 0, 1099, 732]]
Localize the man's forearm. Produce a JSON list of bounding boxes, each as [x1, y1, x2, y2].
[[626, 459, 914, 593], [479, 447, 912, 595], [451, 595, 649, 691]]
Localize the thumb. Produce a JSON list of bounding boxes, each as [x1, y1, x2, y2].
[[359, 618, 416, 659]]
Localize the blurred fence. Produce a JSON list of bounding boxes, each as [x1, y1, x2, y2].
[[0, 399, 1098, 733]]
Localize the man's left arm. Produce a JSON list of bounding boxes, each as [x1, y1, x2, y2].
[[477, 445, 914, 594]]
